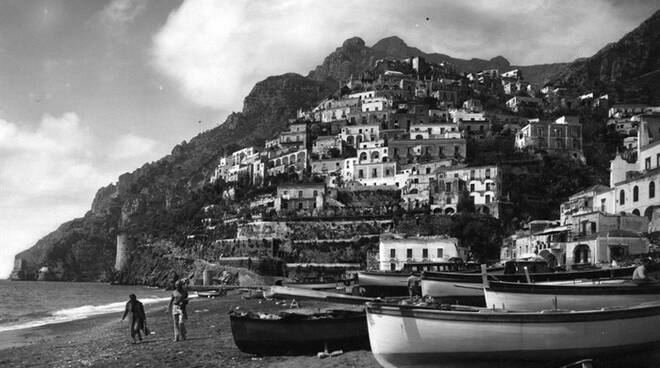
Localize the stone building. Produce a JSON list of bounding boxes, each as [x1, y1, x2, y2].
[[378, 234, 463, 271]]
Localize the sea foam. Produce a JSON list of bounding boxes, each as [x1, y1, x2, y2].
[[0, 296, 170, 332]]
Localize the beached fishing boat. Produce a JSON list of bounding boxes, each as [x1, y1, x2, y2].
[[196, 289, 226, 298], [229, 308, 368, 355], [421, 263, 636, 298], [366, 301, 660, 368], [359, 261, 478, 297], [484, 279, 660, 311]]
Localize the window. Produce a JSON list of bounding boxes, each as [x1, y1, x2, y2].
[[590, 222, 596, 233], [601, 198, 606, 212], [646, 158, 651, 170], [426, 167, 431, 174], [657, 153, 660, 168], [358, 170, 364, 179], [445, 182, 452, 192], [485, 194, 491, 203], [298, 191, 303, 198], [422, 249, 428, 259], [485, 169, 491, 178], [390, 248, 396, 258], [313, 190, 318, 197], [406, 249, 413, 258], [486, 183, 491, 191], [633, 186, 639, 202], [651, 182, 656, 199], [619, 190, 625, 205], [446, 197, 452, 204], [437, 248, 443, 258], [390, 263, 396, 271], [470, 183, 475, 192], [372, 168, 378, 177], [298, 202, 303, 209]]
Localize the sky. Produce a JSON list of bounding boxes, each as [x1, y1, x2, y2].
[[1, 0, 658, 278]]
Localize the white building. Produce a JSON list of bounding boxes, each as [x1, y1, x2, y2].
[[379, 235, 463, 271]]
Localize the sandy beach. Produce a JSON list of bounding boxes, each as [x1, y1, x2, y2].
[[0, 292, 380, 368]]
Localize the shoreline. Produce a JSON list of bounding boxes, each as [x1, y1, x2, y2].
[[0, 292, 380, 368]]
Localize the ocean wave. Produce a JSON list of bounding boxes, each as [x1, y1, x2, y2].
[[0, 296, 170, 333]]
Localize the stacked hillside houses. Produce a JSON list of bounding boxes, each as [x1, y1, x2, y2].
[[502, 112, 660, 268], [210, 56, 590, 221]]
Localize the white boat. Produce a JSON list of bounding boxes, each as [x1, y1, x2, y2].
[[421, 265, 635, 299], [366, 301, 660, 368], [484, 280, 660, 311]]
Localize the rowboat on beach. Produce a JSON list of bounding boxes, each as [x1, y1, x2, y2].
[[484, 279, 660, 311], [196, 289, 226, 298], [421, 264, 636, 298], [366, 301, 660, 368], [229, 307, 368, 355]]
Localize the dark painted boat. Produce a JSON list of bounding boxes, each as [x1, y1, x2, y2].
[[422, 263, 636, 298], [229, 308, 369, 355]]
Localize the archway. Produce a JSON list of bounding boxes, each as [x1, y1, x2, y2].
[[346, 135, 354, 145], [539, 250, 558, 268], [632, 209, 640, 216], [573, 244, 591, 264], [444, 207, 455, 215]]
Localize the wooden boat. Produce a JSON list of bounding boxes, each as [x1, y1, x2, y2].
[[197, 289, 226, 298], [281, 276, 351, 291], [366, 301, 660, 368], [421, 264, 636, 298], [229, 308, 369, 355], [484, 279, 660, 311], [359, 262, 478, 297]]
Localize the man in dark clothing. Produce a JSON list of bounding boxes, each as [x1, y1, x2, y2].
[[122, 294, 146, 344]]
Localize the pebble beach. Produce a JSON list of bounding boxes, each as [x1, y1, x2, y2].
[[0, 292, 380, 368]]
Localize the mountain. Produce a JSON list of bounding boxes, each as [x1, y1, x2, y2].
[[549, 9, 660, 103], [309, 35, 567, 86], [12, 10, 660, 283], [12, 73, 335, 282]]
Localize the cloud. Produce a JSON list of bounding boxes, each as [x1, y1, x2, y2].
[[99, 0, 149, 36], [101, 0, 148, 25], [0, 113, 161, 277], [152, 0, 657, 112], [110, 133, 159, 160]]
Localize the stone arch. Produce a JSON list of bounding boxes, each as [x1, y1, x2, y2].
[[346, 135, 354, 145], [444, 207, 455, 215], [371, 151, 380, 161], [282, 156, 289, 165], [409, 188, 419, 194], [632, 209, 640, 216], [433, 207, 443, 214], [539, 249, 558, 268], [645, 206, 657, 220], [356, 135, 363, 144], [275, 158, 281, 166], [573, 244, 591, 264], [359, 152, 368, 161], [415, 134, 424, 140]]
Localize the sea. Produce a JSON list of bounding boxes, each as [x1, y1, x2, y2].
[[0, 280, 172, 332]]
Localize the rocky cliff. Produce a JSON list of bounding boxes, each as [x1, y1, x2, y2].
[[549, 9, 660, 103], [309, 35, 567, 86]]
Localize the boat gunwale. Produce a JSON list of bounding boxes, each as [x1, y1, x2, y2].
[[486, 280, 660, 295], [365, 302, 660, 323]]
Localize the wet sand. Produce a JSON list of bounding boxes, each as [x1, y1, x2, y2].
[[0, 292, 380, 368]]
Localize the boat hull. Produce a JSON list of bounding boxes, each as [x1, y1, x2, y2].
[[358, 271, 409, 297], [421, 267, 635, 298], [366, 302, 660, 368], [484, 281, 660, 311], [230, 310, 369, 355]]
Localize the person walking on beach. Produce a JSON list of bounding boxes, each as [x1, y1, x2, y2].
[[121, 294, 146, 344], [167, 279, 189, 342]]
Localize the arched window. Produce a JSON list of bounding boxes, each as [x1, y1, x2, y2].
[[650, 182, 656, 199], [619, 190, 625, 205], [633, 209, 640, 216], [633, 186, 639, 202]]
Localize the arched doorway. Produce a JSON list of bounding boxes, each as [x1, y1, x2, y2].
[[539, 249, 558, 268], [573, 244, 591, 264]]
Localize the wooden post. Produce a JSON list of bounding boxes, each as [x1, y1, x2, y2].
[[481, 264, 489, 288], [523, 266, 531, 283]]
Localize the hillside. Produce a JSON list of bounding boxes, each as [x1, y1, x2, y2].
[[11, 10, 660, 283], [549, 9, 660, 103], [309, 35, 567, 85]]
